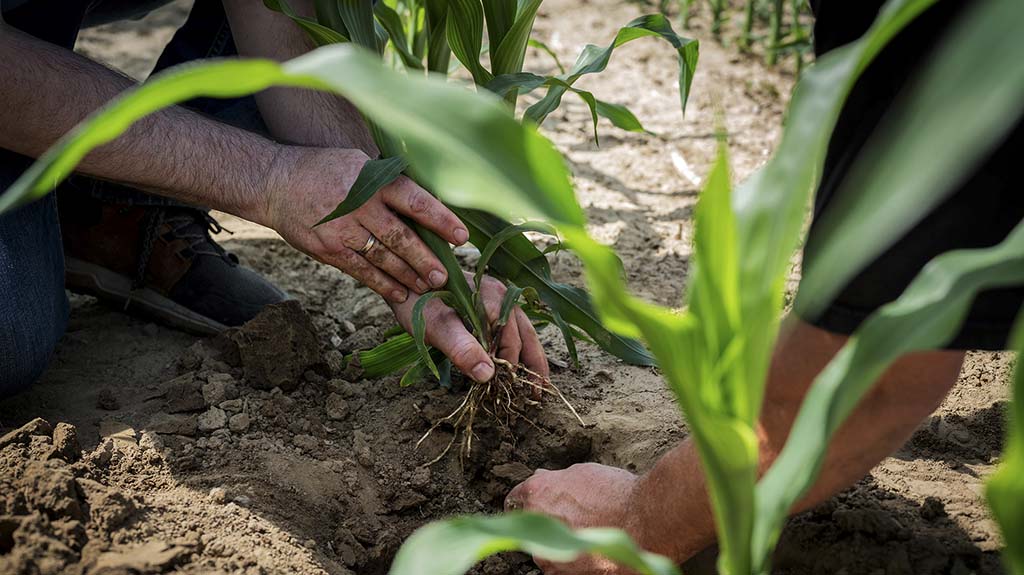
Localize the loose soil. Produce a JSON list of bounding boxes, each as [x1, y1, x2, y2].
[[1, 1, 1014, 574]]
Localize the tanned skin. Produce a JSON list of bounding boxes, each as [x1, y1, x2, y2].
[[507, 317, 964, 574], [0, 1, 548, 384]]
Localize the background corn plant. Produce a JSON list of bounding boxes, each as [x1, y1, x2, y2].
[[1, 0, 1022, 573], [260, 0, 699, 383], [648, 0, 812, 73]]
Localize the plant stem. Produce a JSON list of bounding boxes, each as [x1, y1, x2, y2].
[[767, 0, 784, 66], [740, 0, 755, 50]]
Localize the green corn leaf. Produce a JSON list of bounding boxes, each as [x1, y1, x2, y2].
[[485, 72, 647, 141], [400, 357, 432, 387], [446, 0, 494, 84], [481, 0, 517, 52], [986, 315, 1024, 575], [437, 356, 453, 388], [491, 0, 543, 77], [338, 0, 381, 51], [353, 332, 421, 378], [496, 284, 524, 328], [550, 308, 580, 368], [595, 99, 647, 134], [264, 0, 350, 46], [388, 512, 680, 575], [688, 144, 744, 416], [315, 156, 409, 225], [412, 291, 454, 378], [484, 71, 547, 97], [426, 0, 452, 72], [375, 2, 426, 69], [401, 348, 449, 387], [796, 0, 1024, 317], [753, 220, 1024, 571], [415, 224, 487, 346], [525, 14, 698, 125], [474, 220, 558, 291], [727, 0, 943, 452], [528, 38, 566, 73], [314, 0, 349, 37], [456, 208, 655, 366]]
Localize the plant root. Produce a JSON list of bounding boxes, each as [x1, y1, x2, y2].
[[416, 358, 590, 466]]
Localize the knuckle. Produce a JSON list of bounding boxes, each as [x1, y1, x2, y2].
[[407, 189, 433, 215], [382, 225, 413, 251], [450, 339, 481, 366]]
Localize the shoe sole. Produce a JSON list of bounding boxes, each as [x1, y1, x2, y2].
[[65, 257, 227, 336]]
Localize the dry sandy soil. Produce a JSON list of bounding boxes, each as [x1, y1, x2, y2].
[[0, 1, 1015, 574]]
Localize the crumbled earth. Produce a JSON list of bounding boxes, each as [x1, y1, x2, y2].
[[0, 0, 1015, 574]]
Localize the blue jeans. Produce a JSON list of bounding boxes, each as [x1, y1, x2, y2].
[[0, 194, 69, 393], [0, 0, 264, 395]]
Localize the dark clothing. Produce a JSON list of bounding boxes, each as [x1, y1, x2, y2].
[[801, 0, 1024, 350], [0, 0, 265, 396]]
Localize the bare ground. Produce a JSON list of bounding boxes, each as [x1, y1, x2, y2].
[[0, 1, 1014, 574]]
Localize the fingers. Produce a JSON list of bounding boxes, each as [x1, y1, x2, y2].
[[382, 178, 469, 246], [515, 307, 550, 398], [505, 469, 551, 512], [423, 299, 495, 382], [359, 232, 425, 293], [496, 310, 523, 367], [359, 203, 448, 289], [324, 248, 409, 304]]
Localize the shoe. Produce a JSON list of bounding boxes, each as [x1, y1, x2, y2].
[[58, 195, 288, 335]]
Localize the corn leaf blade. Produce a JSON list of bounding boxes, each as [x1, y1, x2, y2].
[[338, 0, 381, 51], [457, 208, 655, 365], [474, 220, 557, 290], [412, 291, 454, 378], [524, 14, 698, 125], [388, 512, 680, 575], [481, 0, 517, 53], [375, 2, 426, 69], [491, 0, 543, 76], [353, 332, 421, 378], [264, 0, 350, 46], [796, 0, 1024, 317], [986, 315, 1024, 575], [315, 155, 409, 225], [446, 0, 494, 84], [753, 221, 1024, 570]]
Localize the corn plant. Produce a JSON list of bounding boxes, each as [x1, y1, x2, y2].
[[988, 318, 1024, 575], [1, 0, 1022, 572], [668, 0, 812, 74], [259, 0, 698, 385]]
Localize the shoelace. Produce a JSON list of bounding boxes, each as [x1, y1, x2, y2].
[[131, 208, 235, 291]]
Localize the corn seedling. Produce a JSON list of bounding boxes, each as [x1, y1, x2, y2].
[[2, 0, 1022, 572], [261, 0, 699, 400], [667, 0, 812, 74]]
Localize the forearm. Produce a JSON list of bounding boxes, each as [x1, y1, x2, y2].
[[221, 0, 378, 155], [628, 319, 964, 563], [0, 22, 276, 223]]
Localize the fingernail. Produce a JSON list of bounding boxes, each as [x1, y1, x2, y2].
[[428, 270, 446, 288], [391, 289, 407, 303], [415, 278, 429, 293], [471, 362, 493, 382], [453, 227, 469, 245]]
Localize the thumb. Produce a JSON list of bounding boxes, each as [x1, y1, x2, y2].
[[428, 310, 494, 382]]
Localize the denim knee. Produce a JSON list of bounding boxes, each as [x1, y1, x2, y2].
[[0, 192, 69, 397]]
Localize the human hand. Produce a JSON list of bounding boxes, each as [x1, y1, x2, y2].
[[389, 274, 550, 384], [505, 463, 642, 574], [261, 146, 469, 303]]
